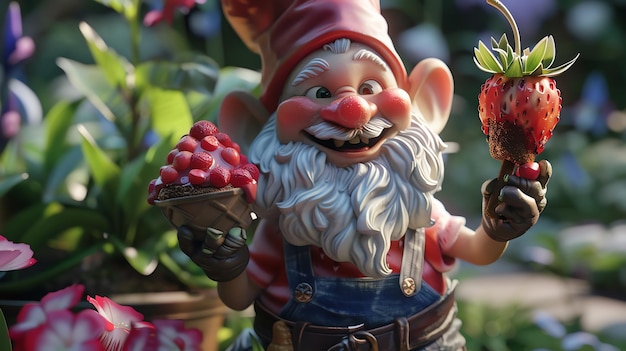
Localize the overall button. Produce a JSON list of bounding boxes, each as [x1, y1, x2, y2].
[[294, 282, 313, 303]]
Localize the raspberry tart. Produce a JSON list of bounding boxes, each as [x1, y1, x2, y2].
[[147, 120, 259, 232]]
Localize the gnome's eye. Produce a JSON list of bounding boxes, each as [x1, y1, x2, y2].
[[305, 86, 332, 99], [358, 80, 382, 95]]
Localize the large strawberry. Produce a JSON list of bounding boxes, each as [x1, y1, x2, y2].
[[474, 0, 578, 217]]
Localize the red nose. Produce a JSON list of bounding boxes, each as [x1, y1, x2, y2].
[[320, 95, 374, 129]]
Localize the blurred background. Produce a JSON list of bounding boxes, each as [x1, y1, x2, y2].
[[2, 0, 626, 350]]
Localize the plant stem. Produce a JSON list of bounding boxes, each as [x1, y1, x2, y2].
[[486, 0, 521, 56]]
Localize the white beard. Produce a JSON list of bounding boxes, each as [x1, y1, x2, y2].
[[248, 113, 447, 278]]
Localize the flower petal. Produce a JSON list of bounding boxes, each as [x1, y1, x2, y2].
[[41, 284, 85, 311], [0, 237, 36, 271]]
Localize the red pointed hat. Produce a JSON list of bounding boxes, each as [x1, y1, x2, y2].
[[222, 0, 408, 113]]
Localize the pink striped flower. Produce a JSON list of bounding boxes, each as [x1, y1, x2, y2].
[[88, 295, 153, 351], [0, 235, 36, 271], [20, 309, 105, 351]]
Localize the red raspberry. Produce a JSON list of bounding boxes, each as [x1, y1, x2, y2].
[[216, 132, 233, 147], [176, 135, 198, 152], [189, 120, 219, 140], [231, 168, 252, 187], [190, 152, 214, 171], [201, 135, 219, 151], [188, 169, 209, 185], [231, 142, 241, 153], [240, 163, 260, 181], [209, 166, 231, 188], [160, 166, 179, 184], [172, 151, 193, 171], [221, 147, 241, 166], [166, 149, 178, 164]]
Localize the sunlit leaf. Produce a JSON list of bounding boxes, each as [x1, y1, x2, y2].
[[78, 125, 121, 189], [79, 22, 131, 89], [42, 147, 85, 203], [110, 236, 159, 275], [142, 88, 193, 143], [43, 100, 80, 174], [57, 58, 130, 122]]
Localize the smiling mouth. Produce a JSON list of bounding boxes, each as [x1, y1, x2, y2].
[[306, 130, 387, 152]]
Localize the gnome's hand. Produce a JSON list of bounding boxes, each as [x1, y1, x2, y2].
[[481, 160, 552, 242], [177, 226, 249, 282]]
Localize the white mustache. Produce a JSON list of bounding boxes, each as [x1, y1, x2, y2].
[[304, 116, 393, 140]]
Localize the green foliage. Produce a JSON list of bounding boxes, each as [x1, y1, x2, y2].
[[0, 0, 261, 295], [0, 309, 11, 351]]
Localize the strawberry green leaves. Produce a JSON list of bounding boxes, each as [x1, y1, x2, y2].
[[474, 34, 579, 78], [474, 0, 578, 79]]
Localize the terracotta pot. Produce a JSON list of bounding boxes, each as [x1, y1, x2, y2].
[[1, 289, 229, 351]]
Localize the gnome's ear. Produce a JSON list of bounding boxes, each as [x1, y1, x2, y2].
[[407, 58, 454, 134], [218, 90, 269, 153]]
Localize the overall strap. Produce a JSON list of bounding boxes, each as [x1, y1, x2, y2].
[[283, 240, 316, 303], [399, 228, 425, 297]]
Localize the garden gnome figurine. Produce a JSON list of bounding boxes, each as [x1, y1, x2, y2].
[[176, 0, 552, 350]]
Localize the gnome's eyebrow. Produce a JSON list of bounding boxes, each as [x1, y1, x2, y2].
[[353, 49, 388, 70], [291, 58, 330, 86]]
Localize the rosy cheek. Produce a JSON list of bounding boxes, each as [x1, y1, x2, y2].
[[375, 88, 412, 130], [276, 96, 321, 143]]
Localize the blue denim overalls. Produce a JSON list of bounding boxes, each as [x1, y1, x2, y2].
[[227, 233, 465, 351], [279, 242, 441, 328]]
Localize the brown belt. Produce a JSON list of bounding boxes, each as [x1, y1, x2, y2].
[[254, 287, 456, 351]]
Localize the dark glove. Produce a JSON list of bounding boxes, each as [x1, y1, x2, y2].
[[177, 225, 249, 282], [481, 160, 552, 242]]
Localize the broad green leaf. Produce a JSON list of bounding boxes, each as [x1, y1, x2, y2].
[[135, 53, 219, 94], [142, 89, 193, 142], [116, 136, 172, 221], [57, 58, 130, 122], [43, 100, 80, 174], [20, 206, 111, 248], [78, 125, 121, 215], [42, 147, 85, 203], [1, 203, 51, 242], [0, 309, 11, 351], [79, 22, 131, 89], [526, 36, 548, 74], [0, 173, 28, 198], [78, 125, 121, 189], [110, 236, 159, 275]]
